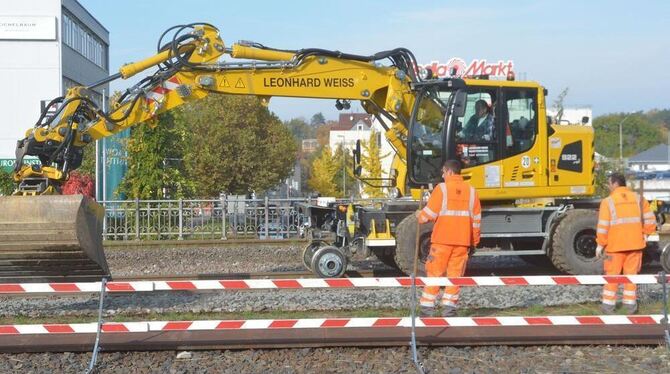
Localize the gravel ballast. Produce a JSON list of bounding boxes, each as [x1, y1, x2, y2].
[[1, 244, 665, 318], [1, 346, 668, 373], [2, 244, 668, 373]]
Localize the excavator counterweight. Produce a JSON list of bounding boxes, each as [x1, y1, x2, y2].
[[0, 195, 108, 282]]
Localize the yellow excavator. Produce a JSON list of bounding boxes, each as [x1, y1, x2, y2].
[[1, 23, 662, 281]]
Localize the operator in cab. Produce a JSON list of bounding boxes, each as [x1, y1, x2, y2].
[[415, 159, 482, 317], [596, 173, 656, 314], [461, 99, 494, 142]]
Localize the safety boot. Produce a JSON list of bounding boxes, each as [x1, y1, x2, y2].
[[419, 306, 436, 317], [600, 303, 616, 315], [623, 303, 638, 314], [441, 306, 457, 317]]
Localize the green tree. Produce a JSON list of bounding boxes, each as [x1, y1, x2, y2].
[[594, 159, 620, 198], [0, 170, 14, 196], [310, 112, 326, 127], [77, 144, 96, 177], [593, 112, 665, 159], [117, 112, 193, 199], [308, 145, 339, 196], [179, 95, 297, 196], [284, 117, 313, 140], [360, 130, 388, 198], [648, 109, 670, 129]]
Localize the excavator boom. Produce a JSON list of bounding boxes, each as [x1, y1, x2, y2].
[[1, 23, 420, 281]]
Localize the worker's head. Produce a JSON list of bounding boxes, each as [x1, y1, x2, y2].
[[442, 159, 462, 178], [475, 100, 490, 118], [608, 172, 626, 192]]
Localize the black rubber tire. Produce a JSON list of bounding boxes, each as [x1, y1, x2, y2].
[[520, 255, 555, 268], [550, 209, 602, 274], [393, 214, 433, 276], [310, 246, 348, 278], [661, 243, 670, 273], [302, 241, 323, 271]]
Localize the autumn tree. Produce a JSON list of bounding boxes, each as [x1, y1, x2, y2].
[[360, 129, 388, 198], [552, 87, 569, 123], [333, 144, 358, 197], [307, 145, 339, 196], [179, 95, 297, 196], [315, 120, 336, 147]]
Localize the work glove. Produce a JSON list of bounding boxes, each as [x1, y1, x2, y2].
[[595, 245, 604, 259], [415, 210, 426, 224]]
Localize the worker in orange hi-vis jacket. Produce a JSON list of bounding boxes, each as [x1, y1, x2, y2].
[[416, 159, 482, 317], [596, 172, 656, 314]]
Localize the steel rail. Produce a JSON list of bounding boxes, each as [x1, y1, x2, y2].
[[0, 323, 665, 353]]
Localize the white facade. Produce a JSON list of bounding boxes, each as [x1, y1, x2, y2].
[[0, 0, 109, 160], [0, 2, 61, 159], [546, 107, 593, 126], [329, 117, 395, 178]]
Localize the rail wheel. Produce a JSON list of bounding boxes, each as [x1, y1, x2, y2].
[[302, 241, 323, 271], [393, 214, 432, 276], [550, 209, 602, 274], [310, 246, 348, 278]]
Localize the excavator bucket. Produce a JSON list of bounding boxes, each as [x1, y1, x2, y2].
[[0, 194, 109, 283]]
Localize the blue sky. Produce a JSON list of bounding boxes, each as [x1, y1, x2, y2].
[[81, 0, 670, 121]]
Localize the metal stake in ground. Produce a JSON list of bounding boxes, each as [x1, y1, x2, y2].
[[660, 271, 670, 349], [87, 277, 108, 374], [409, 187, 426, 374]]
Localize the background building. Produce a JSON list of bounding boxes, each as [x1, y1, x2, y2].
[[0, 0, 124, 199], [547, 107, 593, 126], [627, 144, 670, 200]]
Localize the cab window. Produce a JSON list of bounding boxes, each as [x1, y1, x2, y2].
[[503, 88, 537, 155], [409, 88, 450, 183], [454, 89, 498, 167]]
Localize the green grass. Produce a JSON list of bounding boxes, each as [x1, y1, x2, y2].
[[1, 301, 667, 325]]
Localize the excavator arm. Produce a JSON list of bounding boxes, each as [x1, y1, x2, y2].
[[1, 23, 423, 282], [13, 23, 419, 196]]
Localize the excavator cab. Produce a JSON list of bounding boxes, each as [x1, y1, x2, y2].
[[407, 78, 594, 201]]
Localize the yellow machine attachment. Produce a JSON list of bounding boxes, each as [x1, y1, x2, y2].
[[0, 195, 108, 282], [4, 22, 421, 281]]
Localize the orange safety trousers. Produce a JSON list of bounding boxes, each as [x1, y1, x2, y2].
[[602, 250, 642, 307], [419, 244, 469, 308]]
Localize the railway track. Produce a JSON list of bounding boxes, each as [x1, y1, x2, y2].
[[1, 321, 666, 353]]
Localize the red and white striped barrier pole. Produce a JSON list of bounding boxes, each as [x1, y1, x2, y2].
[[0, 275, 667, 294], [0, 315, 663, 335]]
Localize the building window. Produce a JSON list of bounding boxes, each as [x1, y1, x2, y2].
[[62, 12, 107, 69]]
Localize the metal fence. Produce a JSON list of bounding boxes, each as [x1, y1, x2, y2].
[[100, 197, 400, 241], [100, 197, 312, 241]]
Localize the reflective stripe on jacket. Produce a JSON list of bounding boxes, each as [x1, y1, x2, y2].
[[596, 186, 656, 252], [419, 175, 482, 246]]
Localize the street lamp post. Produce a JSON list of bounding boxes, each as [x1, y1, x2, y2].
[[338, 135, 346, 196], [618, 114, 631, 170]]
